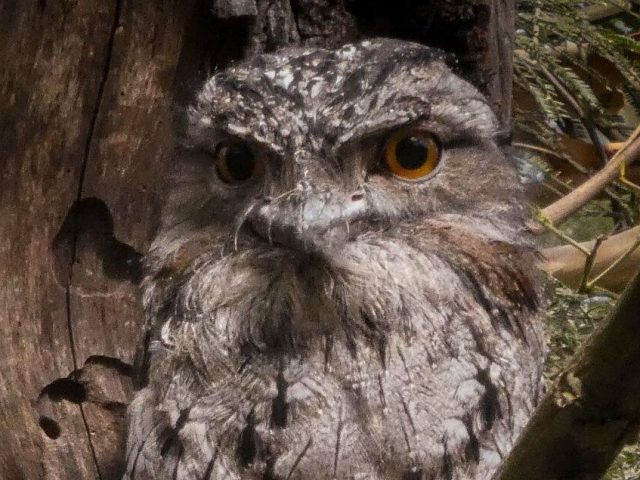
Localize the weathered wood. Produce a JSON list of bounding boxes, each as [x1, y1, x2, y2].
[[0, 2, 122, 478], [66, 4, 200, 471], [0, 1, 516, 478], [483, 0, 516, 131], [0, 1, 205, 478]]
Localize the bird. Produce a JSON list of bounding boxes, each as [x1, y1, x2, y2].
[[123, 38, 545, 480]]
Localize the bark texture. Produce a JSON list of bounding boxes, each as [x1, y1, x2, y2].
[[0, 1, 515, 479]]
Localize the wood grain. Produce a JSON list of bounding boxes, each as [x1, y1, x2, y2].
[[0, 1, 516, 478], [0, 1, 202, 478]]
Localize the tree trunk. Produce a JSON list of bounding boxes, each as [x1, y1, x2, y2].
[[0, 1, 515, 478]]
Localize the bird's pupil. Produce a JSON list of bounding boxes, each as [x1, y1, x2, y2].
[[395, 136, 429, 170], [225, 144, 255, 181]]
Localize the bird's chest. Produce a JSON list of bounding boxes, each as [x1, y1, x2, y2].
[[203, 331, 519, 480]]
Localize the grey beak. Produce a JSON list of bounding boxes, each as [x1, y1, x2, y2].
[[248, 187, 367, 251]]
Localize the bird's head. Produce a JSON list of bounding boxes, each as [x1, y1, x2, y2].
[[143, 38, 538, 356]]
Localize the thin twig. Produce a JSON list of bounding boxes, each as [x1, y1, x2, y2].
[[587, 237, 640, 290], [535, 61, 608, 166], [529, 124, 640, 234], [534, 212, 591, 255], [620, 161, 640, 194], [512, 142, 632, 210], [512, 141, 590, 174], [591, 284, 620, 299], [541, 225, 640, 292], [620, 177, 640, 194], [541, 181, 566, 197], [577, 235, 606, 293], [547, 173, 573, 192]]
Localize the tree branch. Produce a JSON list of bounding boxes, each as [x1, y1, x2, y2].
[[529, 124, 640, 234], [495, 270, 640, 480]]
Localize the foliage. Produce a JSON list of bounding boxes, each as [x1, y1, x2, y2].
[[517, 3, 640, 478], [514, 0, 640, 238], [515, 0, 640, 144], [544, 279, 613, 382]]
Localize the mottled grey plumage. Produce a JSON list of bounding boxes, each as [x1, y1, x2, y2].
[[124, 39, 545, 480]]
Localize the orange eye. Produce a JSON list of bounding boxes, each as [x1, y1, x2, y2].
[[215, 142, 264, 184], [383, 130, 440, 180]]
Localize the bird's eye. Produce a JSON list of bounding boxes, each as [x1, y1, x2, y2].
[[383, 130, 441, 181], [215, 142, 264, 184]]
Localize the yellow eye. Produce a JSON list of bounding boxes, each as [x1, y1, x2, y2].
[[383, 130, 440, 180], [215, 142, 264, 184]]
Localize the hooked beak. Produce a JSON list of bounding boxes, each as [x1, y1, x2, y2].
[[247, 186, 368, 252]]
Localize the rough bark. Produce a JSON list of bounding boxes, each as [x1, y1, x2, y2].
[[495, 271, 640, 480], [0, 1, 209, 478], [0, 1, 515, 479]]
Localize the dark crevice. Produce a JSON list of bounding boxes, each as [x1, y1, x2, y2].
[[288, 0, 305, 41], [133, 327, 153, 389], [333, 407, 344, 477], [37, 352, 132, 443], [39, 416, 61, 439], [271, 366, 288, 428], [76, 0, 122, 201], [172, 444, 184, 480], [38, 354, 132, 404], [52, 195, 140, 480], [285, 437, 312, 480], [463, 417, 480, 464], [402, 469, 424, 480], [323, 334, 333, 371], [263, 457, 277, 480], [238, 346, 253, 373], [160, 426, 181, 457], [476, 368, 502, 431], [238, 409, 261, 467], [347, 1, 498, 103], [462, 268, 512, 334], [377, 336, 387, 370], [52, 198, 143, 288], [216, 16, 254, 63], [440, 446, 454, 480], [101, 401, 128, 414], [175, 407, 192, 433], [202, 444, 219, 480], [359, 310, 388, 368], [40, 377, 87, 404], [171, 2, 219, 106]]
